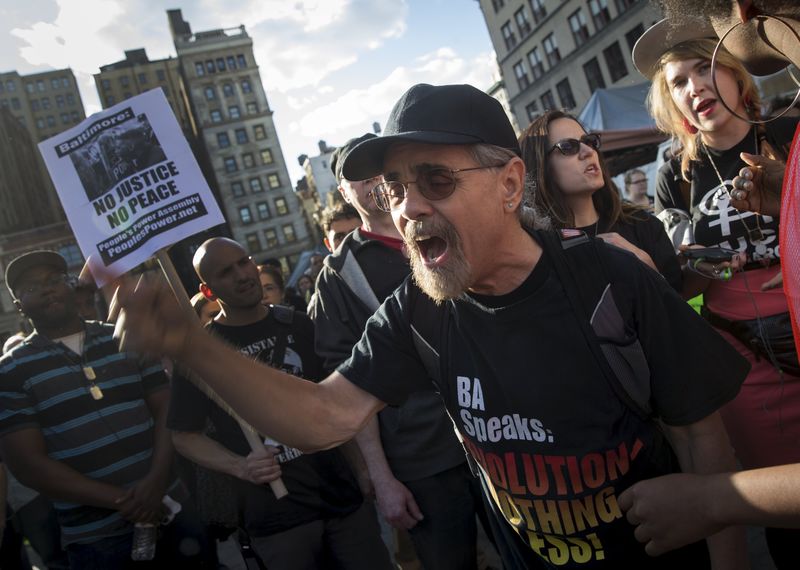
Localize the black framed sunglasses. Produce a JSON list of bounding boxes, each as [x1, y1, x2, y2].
[[549, 133, 601, 156], [370, 163, 507, 212]]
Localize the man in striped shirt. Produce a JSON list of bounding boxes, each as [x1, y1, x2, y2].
[[0, 251, 212, 569]]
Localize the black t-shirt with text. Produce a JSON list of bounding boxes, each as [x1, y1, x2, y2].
[[338, 236, 747, 568], [167, 309, 362, 536], [656, 118, 797, 264]]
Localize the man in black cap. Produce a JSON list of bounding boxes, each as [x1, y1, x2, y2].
[[114, 83, 749, 569], [309, 134, 485, 568], [0, 251, 212, 569]]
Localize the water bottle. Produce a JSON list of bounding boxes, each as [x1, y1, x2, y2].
[[131, 523, 157, 561]]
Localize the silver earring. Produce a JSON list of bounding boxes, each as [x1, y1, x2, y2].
[[507, 202, 514, 208]]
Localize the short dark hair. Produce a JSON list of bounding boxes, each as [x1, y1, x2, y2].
[[319, 202, 360, 234]]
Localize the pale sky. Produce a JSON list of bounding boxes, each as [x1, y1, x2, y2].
[[1, 0, 498, 185]]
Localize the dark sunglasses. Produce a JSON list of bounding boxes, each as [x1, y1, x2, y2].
[[371, 163, 507, 212], [549, 133, 601, 156]]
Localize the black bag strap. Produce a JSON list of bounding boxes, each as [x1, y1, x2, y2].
[[539, 230, 652, 419]]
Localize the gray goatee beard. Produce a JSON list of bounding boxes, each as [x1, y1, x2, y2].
[[404, 219, 471, 305]]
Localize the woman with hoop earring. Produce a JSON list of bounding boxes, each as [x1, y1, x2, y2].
[[634, 21, 799, 568]]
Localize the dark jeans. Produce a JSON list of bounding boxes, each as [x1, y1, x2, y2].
[[251, 501, 391, 570], [66, 503, 216, 570], [404, 463, 488, 570]]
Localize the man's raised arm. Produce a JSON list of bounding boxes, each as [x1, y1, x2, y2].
[[114, 276, 385, 451]]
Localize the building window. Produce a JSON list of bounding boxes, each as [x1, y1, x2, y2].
[[569, 10, 590, 46], [229, 105, 241, 119], [156, 69, 166, 81], [206, 60, 215, 73], [268, 174, 281, 189], [525, 100, 540, 122], [224, 157, 238, 173], [250, 177, 263, 192], [204, 86, 216, 101], [543, 34, 561, 67], [556, 78, 576, 109], [70, 110, 79, 121], [41, 97, 51, 110], [56, 95, 65, 107], [120, 76, 129, 88], [60, 112, 69, 124], [501, 22, 517, 51], [195, 62, 205, 76], [256, 202, 270, 220], [541, 90, 556, 110], [106, 95, 116, 106], [530, 0, 547, 24], [25, 83, 34, 94], [227, 55, 237, 70], [583, 57, 606, 92], [614, 0, 636, 13], [242, 153, 255, 168], [217, 132, 231, 148], [31, 100, 40, 111], [210, 109, 222, 123], [11, 97, 20, 110], [235, 128, 249, 144], [492, 0, 505, 12], [527, 47, 546, 80], [513, 61, 531, 90], [58, 244, 83, 266], [101, 79, 111, 90], [514, 7, 532, 36], [603, 41, 629, 82], [282, 224, 296, 243], [239, 206, 252, 224], [588, 0, 611, 30], [231, 181, 245, 197], [66, 94, 75, 105], [625, 23, 645, 52], [138, 73, 148, 84], [46, 115, 56, 127], [260, 149, 273, 164], [241, 79, 252, 93], [246, 102, 258, 114], [237, 54, 247, 68], [223, 83, 234, 97], [254, 125, 266, 140], [216, 58, 226, 72], [61, 77, 69, 88], [6, 81, 15, 92], [264, 229, 278, 248], [50, 78, 60, 89], [245, 233, 261, 252], [274, 197, 288, 215], [36, 118, 45, 129], [37, 80, 45, 92]]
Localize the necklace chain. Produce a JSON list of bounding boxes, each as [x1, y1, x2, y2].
[[701, 127, 764, 243]]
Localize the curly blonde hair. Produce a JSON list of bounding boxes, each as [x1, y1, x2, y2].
[[647, 38, 762, 180]]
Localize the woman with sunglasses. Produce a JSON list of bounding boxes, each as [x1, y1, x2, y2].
[[634, 25, 800, 567], [520, 110, 682, 291]]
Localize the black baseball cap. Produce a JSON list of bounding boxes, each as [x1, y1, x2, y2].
[[341, 83, 521, 181], [330, 133, 377, 182], [5, 250, 67, 298]]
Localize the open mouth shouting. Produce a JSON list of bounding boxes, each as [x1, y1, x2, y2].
[[695, 98, 716, 118]]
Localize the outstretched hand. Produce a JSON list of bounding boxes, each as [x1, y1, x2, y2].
[[618, 473, 724, 556], [109, 272, 201, 361], [730, 152, 785, 217]]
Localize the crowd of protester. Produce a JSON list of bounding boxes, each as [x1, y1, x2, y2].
[[0, 1, 799, 568]]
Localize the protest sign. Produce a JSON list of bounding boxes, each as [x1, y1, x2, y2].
[[39, 88, 225, 285]]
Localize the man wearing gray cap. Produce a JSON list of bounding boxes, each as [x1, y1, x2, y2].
[[0, 251, 211, 569], [310, 133, 485, 568], [114, 83, 749, 569]]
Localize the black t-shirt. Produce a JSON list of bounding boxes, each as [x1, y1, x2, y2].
[[578, 209, 682, 292], [655, 119, 797, 265], [167, 309, 362, 536], [337, 234, 747, 569]]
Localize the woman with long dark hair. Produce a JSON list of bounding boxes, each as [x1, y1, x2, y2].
[[520, 110, 681, 291]]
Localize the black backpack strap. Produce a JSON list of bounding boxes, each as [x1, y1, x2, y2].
[[539, 229, 652, 419]]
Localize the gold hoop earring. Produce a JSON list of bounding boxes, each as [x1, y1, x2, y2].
[[712, 14, 800, 124]]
